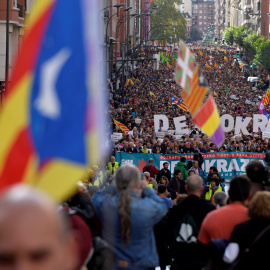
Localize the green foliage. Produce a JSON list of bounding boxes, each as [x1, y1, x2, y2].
[[233, 25, 253, 47], [222, 27, 234, 45], [150, 0, 186, 43], [254, 40, 270, 73], [243, 32, 265, 61], [190, 28, 202, 41]]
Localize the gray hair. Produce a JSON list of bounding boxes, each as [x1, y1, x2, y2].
[[213, 192, 228, 207], [186, 175, 203, 192], [114, 165, 140, 244]]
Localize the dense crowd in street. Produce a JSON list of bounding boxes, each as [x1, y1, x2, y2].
[[3, 44, 270, 270], [108, 45, 270, 155]]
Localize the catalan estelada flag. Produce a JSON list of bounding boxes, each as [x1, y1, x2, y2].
[[176, 97, 188, 111], [182, 66, 208, 116], [263, 89, 270, 105], [198, 49, 203, 56], [224, 56, 228, 62], [0, 0, 107, 201], [193, 95, 224, 147], [169, 93, 180, 105], [214, 62, 219, 69], [240, 62, 244, 69], [150, 91, 156, 98], [113, 119, 130, 135]]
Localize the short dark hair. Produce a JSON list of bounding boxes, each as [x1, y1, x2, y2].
[[174, 169, 181, 176], [163, 162, 169, 167], [229, 176, 251, 202], [246, 160, 265, 183], [180, 157, 186, 162], [158, 184, 167, 194]]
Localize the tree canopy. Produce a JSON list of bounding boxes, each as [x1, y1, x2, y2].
[[254, 40, 270, 73], [150, 0, 186, 43]]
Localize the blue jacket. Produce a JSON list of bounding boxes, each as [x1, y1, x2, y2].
[[92, 185, 167, 270]]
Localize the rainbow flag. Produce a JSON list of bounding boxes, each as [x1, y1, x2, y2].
[[193, 95, 224, 146], [263, 89, 270, 105], [0, 0, 106, 201], [113, 119, 130, 135]]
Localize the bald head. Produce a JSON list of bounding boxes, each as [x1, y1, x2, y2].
[[186, 175, 203, 195], [0, 184, 77, 270]]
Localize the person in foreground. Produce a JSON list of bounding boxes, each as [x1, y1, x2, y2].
[[223, 191, 270, 269], [0, 184, 78, 270], [92, 164, 167, 270]]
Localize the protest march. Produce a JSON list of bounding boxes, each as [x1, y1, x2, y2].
[[0, 0, 270, 269]]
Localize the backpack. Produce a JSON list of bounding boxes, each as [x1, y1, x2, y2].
[[173, 213, 199, 244]]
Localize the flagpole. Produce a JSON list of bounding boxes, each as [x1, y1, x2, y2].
[[4, 0, 10, 102]]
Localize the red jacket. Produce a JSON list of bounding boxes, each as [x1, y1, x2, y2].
[[143, 165, 159, 179]]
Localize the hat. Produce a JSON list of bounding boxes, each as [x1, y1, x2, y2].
[[158, 184, 167, 194]]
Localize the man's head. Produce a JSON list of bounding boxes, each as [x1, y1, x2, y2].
[[149, 158, 154, 165], [245, 160, 265, 183], [213, 192, 228, 208], [174, 170, 182, 180], [193, 160, 199, 169], [228, 175, 251, 204], [180, 157, 186, 163], [158, 185, 168, 197], [186, 175, 204, 196], [163, 162, 169, 170], [111, 156, 116, 163], [0, 185, 78, 270]]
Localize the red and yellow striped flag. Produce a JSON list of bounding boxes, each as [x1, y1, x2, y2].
[[113, 119, 130, 135], [182, 66, 208, 116], [177, 100, 188, 111], [214, 62, 219, 69], [263, 89, 270, 105]]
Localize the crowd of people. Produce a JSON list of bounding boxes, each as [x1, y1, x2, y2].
[[2, 44, 270, 270], [108, 45, 270, 155], [4, 157, 270, 270]]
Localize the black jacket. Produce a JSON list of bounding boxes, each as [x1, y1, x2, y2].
[[155, 195, 215, 270], [156, 168, 172, 183], [167, 178, 187, 200]]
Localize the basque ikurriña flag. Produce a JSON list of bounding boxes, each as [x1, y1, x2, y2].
[[0, 0, 107, 201]]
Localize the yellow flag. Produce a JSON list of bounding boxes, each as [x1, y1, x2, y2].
[[224, 56, 228, 62], [240, 62, 244, 69], [214, 91, 218, 97], [150, 91, 156, 98]]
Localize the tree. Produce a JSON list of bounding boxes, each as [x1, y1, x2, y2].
[[233, 25, 253, 47], [243, 32, 265, 62], [222, 27, 234, 45], [150, 0, 186, 43], [190, 28, 202, 41], [255, 40, 270, 73]]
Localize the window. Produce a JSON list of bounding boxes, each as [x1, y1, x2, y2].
[[199, 16, 202, 18], [199, 4, 203, 7], [204, 21, 207, 24], [204, 10, 207, 13], [204, 4, 207, 7], [199, 10, 202, 13], [13, 0, 17, 8], [204, 16, 207, 19], [187, 27, 190, 31], [199, 22, 202, 25]]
